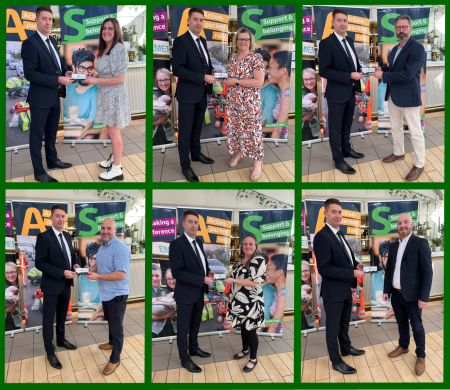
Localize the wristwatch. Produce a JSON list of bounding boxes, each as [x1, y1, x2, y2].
[[235, 81, 239, 87]]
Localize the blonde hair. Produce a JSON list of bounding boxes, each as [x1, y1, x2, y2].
[[233, 27, 256, 52], [155, 68, 172, 95], [302, 68, 316, 79]]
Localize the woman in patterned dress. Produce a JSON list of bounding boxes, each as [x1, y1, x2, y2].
[[85, 18, 131, 181], [224, 235, 267, 372], [223, 28, 265, 181]]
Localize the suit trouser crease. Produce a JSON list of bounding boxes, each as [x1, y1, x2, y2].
[[387, 96, 425, 168], [102, 294, 128, 364], [177, 88, 207, 169], [29, 98, 60, 175], [42, 281, 71, 355], [240, 327, 259, 360], [391, 289, 425, 358], [176, 288, 204, 362]]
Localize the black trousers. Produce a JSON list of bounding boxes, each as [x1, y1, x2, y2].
[[42, 280, 71, 355], [177, 88, 207, 169], [327, 92, 355, 164], [391, 289, 426, 358], [176, 288, 204, 362], [103, 294, 128, 364], [323, 294, 352, 364], [29, 98, 60, 175], [240, 327, 259, 360]]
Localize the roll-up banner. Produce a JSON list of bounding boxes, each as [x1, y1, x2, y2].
[[305, 200, 365, 332], [75, 201, 126, 324], [301, 201, 308, 250], [168, 6, 230, 143], [6, 6, 39, 152], [152, 206, 176, 256], [153, 5, 169, 40], [368, 200, 419, 322], [377, 7, 429, 134], [313, 6, 372, 141], [238, 6, 295, 141], [6, 202, 14, 237], [239, 208, 293, 337], [59, 6, 117, 143], [11, 201, 70, 331]]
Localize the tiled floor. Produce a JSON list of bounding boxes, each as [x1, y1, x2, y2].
[[302, 112, 444, 182], [6, 119, 146, 182]]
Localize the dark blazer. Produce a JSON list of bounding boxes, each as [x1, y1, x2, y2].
[[172, 31, 213, 104], [383, 234, 433, 302], [169, 234, 211, 305], [35, 229, 77, 295], [318, 33, 362, 104], [313, 224, 358, 302], [22, 32, 69, 108], [381, 38, 426, 108]]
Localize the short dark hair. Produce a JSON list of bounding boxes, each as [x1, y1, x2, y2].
[[36, 6, 53, 19], [188, 7, 204, 18], [270, 254, 288, 277], [254, 47, 271, 63], [86, 242, 100, 259], [183, 210, 199, 221], [72, 48, 95, 67], [51, 204, 66, 215], [272, 50, 292, 77], [379, 240, 391, 257], [394, 15, 412, 27], [324, 198, 342, 211], [332, 9, 348, 20]]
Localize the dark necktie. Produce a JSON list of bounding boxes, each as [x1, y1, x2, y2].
[[196, 38, 210, 75], [59, 233, 71, 271], [337, 231, 353, 266], [192, 239, 205, 276], [46, 38, 61, 76], [342, 38, 357, 85]]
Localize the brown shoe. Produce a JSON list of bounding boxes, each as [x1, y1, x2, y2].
[[405, 165, 424, 181], [388, 345, 409, 358], [382, 153, 405, 163], [103, 361, 120, 375], [99, 343, 114, 350], [415, 357, 425, 376]]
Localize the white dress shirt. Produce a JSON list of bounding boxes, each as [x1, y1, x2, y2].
[[36, 29, 62, 72], [334, 31, 357, 72], [392, 233, 412, 289], [184, 232, 207, 274], [52, 227, 72, 268], [327, 223, 354, 266], [188, 29, 209, 66]]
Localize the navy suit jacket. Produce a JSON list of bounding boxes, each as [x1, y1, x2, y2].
[[383, 234, 433, 302], [318, 33, 362, 104], [382, 38, 426, 108]]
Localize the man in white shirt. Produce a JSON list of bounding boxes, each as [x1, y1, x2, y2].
[[383, 213, 433, 375]]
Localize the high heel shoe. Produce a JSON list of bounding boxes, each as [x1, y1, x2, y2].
[[229, 152, 243, 168], [250, 161, 263, 181]]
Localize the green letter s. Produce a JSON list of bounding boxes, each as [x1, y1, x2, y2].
[[242, 215, 263, 243], [78, 207, 98, 237], [241, 9, 263, 41], [371, 206, 391, 236], [63, 9, 86, 43]]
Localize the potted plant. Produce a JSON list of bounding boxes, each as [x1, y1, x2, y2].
[[124, 224, 133, 251], [439, 44, 445, 61], [137, 42, 146, 62], [416, 222, 430, 238], [430, 236, 443, 252], [122, 26, 132, 50], [138, 238, 145, 254]]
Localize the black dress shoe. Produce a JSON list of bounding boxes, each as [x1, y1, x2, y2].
[[47, 160, 73, 169], [341, 346, 365, 356], [57, 340, 77, 350], [332, 361, 357, 374], [34, 172, 58, 182], [181, 359, 202, 373], [47, 354, 62, 369], [190, 348, 211, 358], [342, 150, 365, 159], [191, 153, 214, 164], [182, 167, 199, 182], [243, 359, 258, 373], [335, 161, 356, 174]]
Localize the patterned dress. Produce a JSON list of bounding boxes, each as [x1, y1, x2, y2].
[[226, 256, 267, 330], [95, 42, 132, 129], [226, 52, 265, 161], [273, 88, 290, 139]]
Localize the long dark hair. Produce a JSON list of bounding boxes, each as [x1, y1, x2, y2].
[[237, 234, 260, 271], [98, 18, 124, 57]]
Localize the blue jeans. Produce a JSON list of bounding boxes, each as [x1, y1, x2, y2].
[[102, 294, 128, 363]]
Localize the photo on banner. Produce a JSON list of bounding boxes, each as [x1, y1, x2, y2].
[[75, 201, 126, 323], [237, 5, 295, 140], [368, 200, 419, 322], [313, 6, 372, 139], [59, 6, 117, 141], [376, 7, 429, 134], [239, 208, 294, 336]]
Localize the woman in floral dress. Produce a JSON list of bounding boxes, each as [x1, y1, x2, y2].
[[223, 28, 265, 181], [224, 235, 267, 373]]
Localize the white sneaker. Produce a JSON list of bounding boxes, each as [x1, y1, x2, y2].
[[99, 164, 124, 181], [99, 153, 113, 169]]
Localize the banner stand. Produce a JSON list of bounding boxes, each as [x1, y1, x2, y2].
[[6, 140, 55, 154], [235, 329, 283, 340], [64, 139, 111, 147]]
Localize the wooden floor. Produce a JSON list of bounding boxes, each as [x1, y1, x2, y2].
[[7, 152, 145, 183], [302, 146, 444, 183], [170, 160, 295, 182]]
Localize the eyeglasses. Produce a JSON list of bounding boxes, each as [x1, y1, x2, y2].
[[237, 38, 250, 43], [303, 78, 316, 83], [395, 25, 410, 31], [166, 278, 175, 282], [157, 79, 171, 84], [301, 270, 310, 275], [78, 65, 94, 72], [6, 271, 17, 276]]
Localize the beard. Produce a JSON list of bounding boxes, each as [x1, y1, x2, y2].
[[397, 33, 408, 41], [78, 79, 89, 86], [398, 227, 412, 238]]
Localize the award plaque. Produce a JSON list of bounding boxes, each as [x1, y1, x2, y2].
[[214, 273, 226, 280], [363, 266, 377, 273], [71, 74, 87, 80], [76, 267, 90, 275]]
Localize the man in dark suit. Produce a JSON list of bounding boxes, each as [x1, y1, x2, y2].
[[319, 9, 365, 175], [22, 6, 74, 183], [35, 204, 79, 369], [373, 15, 427, 181], [383, 213, 433, 376], [169, 210, 215, 373], [313, 198, 365, 374], [172, 7, 216, 182]]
